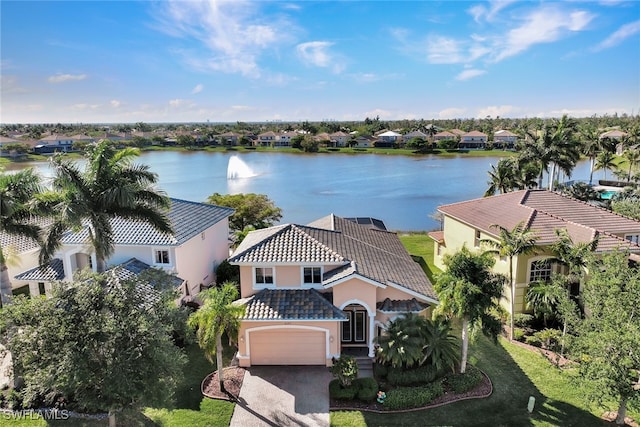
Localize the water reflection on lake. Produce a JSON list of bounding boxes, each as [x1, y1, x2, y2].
[[8, 151, 603, 231]]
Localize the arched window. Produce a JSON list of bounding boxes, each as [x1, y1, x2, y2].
[[529, 258, 554, 283]]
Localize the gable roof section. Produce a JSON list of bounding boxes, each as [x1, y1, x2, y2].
[[230, 214, 437, 300], [15, 258, 65, 281], [241, 289, 347, 321], [61, 198, 234, 247], [439, 189, 640, 252]]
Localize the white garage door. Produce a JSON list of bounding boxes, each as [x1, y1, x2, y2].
[[250, 329, 326, 365]]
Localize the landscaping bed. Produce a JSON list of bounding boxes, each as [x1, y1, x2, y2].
[[330, 366, 492, 413], [201, 366, 246, 401]]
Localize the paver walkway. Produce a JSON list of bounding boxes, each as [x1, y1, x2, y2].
[[230, 366, 331, 427]]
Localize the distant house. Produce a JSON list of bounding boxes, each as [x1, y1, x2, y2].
[[229, 214, 437, 367], [70, 134, 96, 146], [377, 131, 402, 144], [459, 131, 487, 149], [433, 131, 457, 143], [353, 136, 375, 148], [9, 199, 234, 301], [0, 136, 26, 157], [276, 131, 298, 147], [257, 131, 277, 147], [403, 130, 428, 143], [429, 190, 640, 317], [219, 132, 240, 145], [600, 129, 629, 155], [329, 131, 350, 147], [493, 130, 518, 149], [34, 134, 74, 154]]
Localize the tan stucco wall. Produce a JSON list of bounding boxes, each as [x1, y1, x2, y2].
[[237, 320, 341, 367], [331, 278, 378, 315]]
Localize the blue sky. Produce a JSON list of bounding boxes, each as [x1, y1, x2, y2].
[[1, 0, 639, 123]]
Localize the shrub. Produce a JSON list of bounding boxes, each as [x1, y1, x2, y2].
[[513, 327, 526, 342], [446, 366, 483, 393], [6, 389, 22, 410], [383, 382, 444, 410], [373, 362, 388, 380], [353, 377, 378, 402], [329, 379, 358, 400], [330, 355, 358, 387], [513, 313, 534, 328], [532, 328, 562, 351], [525, 334, 542, 347], [387, 364, 441, 386], [215, 260, 240, 285]]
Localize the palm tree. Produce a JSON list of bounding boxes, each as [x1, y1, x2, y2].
[[622, 149, 640, 182], [188, 283, 244, 392], [434, 247, 505, 373], [579, 125, 602, 186], [421, 318, 460, 373], [375, 313, 425, 368], [485, 159, 516, 196], [482, 222, 538, 340], [0, 169, 45, 306], [40, 140, 172, 272], [595, 151, 617, 180], [525, 280, 562, 327]]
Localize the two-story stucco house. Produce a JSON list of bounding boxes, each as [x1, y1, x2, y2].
[[10, 199, 234, 301], [429, 190, 640, 316], [228, 215, 437, 367], [459, 131, 488, 149]]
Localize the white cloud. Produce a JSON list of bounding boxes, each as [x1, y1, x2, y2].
[[438, 107, 467, 119], [476, 105, 518, 118], [47, 73, 87, 83], [468, 0, 516, 23], [110, 100, 121, 108], [153, 1, 295, 78], [426, 36, 466, 64], [493, 7, 594, 62], [594, 19, 640, 51], [296, 41, 345, 74], [1, 75, 28, 94], [455, 69, 486, 81], [169, 98, 193, 108], [191, 83, 204, 94]]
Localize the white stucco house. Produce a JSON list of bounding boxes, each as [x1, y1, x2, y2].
[[8, 199, 234, 301]]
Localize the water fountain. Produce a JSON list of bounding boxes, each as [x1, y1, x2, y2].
[[227, 155, 256, 179]]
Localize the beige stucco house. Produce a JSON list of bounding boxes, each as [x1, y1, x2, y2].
[[429, 190, 640, 316], [229, 215, 437, 367], [9, 199, 234, 301]]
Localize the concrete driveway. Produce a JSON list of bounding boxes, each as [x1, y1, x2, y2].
[[230, 366, 331, 427]]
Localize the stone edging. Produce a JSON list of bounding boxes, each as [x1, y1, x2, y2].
[[201, 367, 243, 401], [329, 369, 493, 414]]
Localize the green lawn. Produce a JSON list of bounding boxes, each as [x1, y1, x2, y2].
[[2, 344, 235, 427], [331, 234, 639, 426], [331, 335, 637, 426]]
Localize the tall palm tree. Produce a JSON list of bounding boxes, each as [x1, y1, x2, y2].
[[579, 125, 602, 186], [434, 247, 504, 373], [188, 283, 244, 392], [40, 140, 172, 272], [485, 159, 516, 196], [0, 169, 45, 306], [482, 222, 538, 340], [622, 149, 640, 182], [595, 151, 617, 180]]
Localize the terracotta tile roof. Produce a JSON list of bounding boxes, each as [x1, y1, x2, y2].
[[428, 231, 444, 243], [439, 190, 640, 253], [230, 214, 436, 301], [463, 131, 487, 137], [61, 198, 233, 247], [376, 298, 429, 313], [241, 289, 347, 321], [14, 258, 65, 281]]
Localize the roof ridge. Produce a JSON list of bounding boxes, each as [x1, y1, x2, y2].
[[290, 225, 344, 259]]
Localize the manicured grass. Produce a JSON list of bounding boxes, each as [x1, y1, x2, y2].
[[3, 343, 236, 427], [331, 336, 637, 426], [398, 233, 442, 282]]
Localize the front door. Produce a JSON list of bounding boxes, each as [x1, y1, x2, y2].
[[341, 305, 367, 345]]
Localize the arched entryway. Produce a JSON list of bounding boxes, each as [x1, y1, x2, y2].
[[340, 302, 375, 357]]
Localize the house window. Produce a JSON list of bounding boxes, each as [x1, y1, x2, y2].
[[437, 243, 443, 256], [474, 230, 481, 247], [255, 267, 274, 285], [625, 234, 640, 244], [529, 259, 553, 283], [155, 250, 170, 264], [38, 282, 46, 295], [303, 267, 322, 284]]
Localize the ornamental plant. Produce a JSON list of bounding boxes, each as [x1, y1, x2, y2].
[[330, 355, 358, 387]]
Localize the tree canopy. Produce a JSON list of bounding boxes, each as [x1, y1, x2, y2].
[[0, 271, 186, 422], [573, 251, 640, 425], [206, 193, 282, 236]]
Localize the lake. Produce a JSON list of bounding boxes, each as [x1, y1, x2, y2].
[[7, 151, 603, 231]]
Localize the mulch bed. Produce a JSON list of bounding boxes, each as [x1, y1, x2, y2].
[[329, 370, 493, 413], [201, 366, 247, 401]]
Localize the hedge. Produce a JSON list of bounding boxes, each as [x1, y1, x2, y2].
[[383, 381, 444, 410]]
